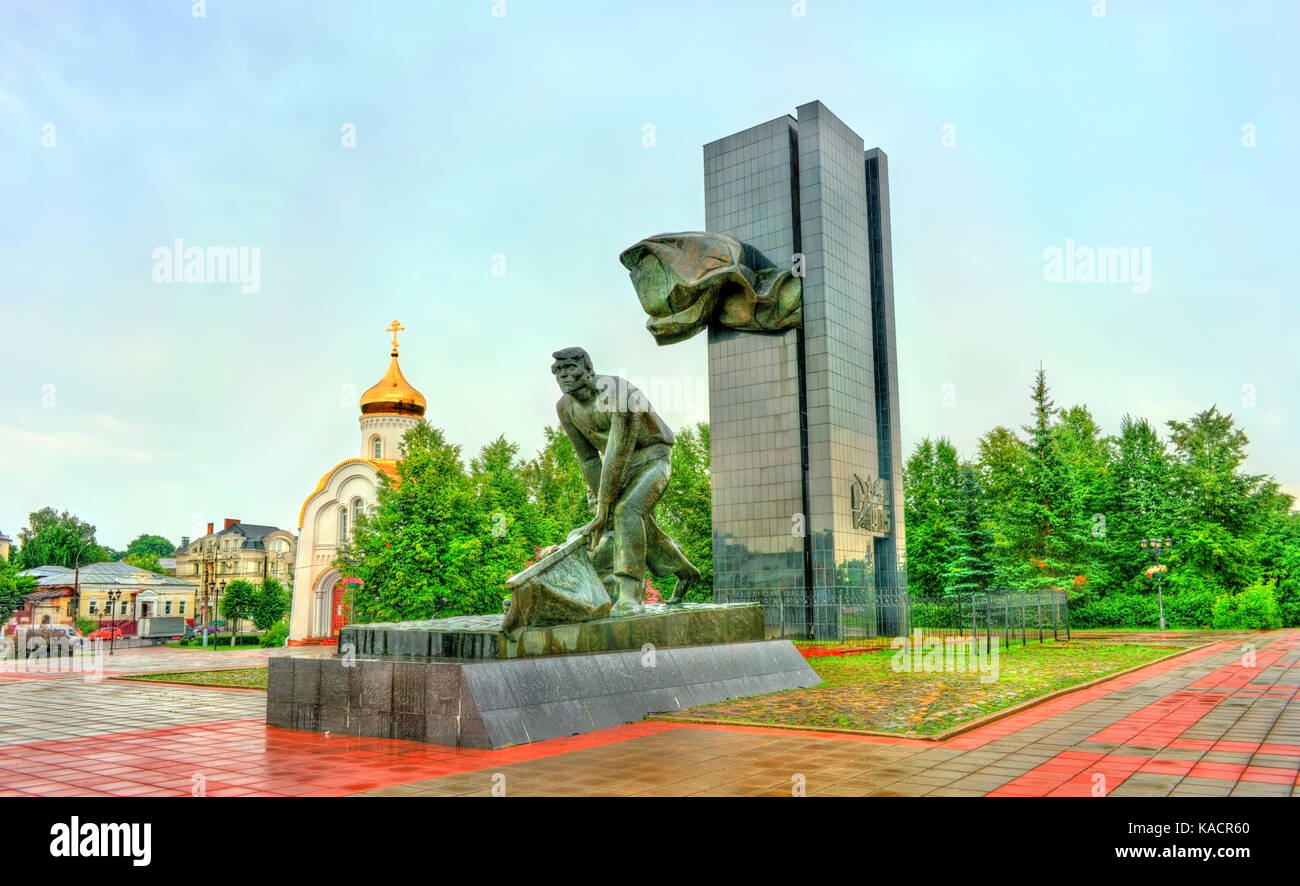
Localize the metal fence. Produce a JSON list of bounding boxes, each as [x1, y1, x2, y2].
[[727, 587, 1070, 646]]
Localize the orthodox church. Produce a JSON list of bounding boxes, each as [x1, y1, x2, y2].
[[288, 321, 426, 642]]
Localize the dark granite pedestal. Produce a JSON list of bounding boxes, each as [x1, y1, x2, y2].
[[266, 639, 818, 749], [340, 602, 765, 661]]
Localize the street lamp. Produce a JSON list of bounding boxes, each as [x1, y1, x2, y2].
[[215, 579, 226, 645], [1140, 537, 1173, 632], [104, 589, 122, 655], [71, 538, 97, 626]]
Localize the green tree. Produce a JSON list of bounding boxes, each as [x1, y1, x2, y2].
[[655, 422, 712, 601], [220, 579, 258, 639], [250, 577, 291, 630], [16, 508, 106, 569], [125, 534, 175, 558], [0, 558, 35, 623], [1161, 406, 1278, 594], [976, 425, 1028, 583], [997, 369, 1097, 593], [467, 435, 557, 608], [903, 437, 961, 596], [1255, 492, 1300, 626], [521, 425, 591, 534], [123, 553, 164, 574], [1098, 415, 1179, 595], [340, 423, 489, 622], [943, 465, 996, 595]]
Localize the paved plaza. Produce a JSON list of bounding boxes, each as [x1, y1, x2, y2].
[[0, 633, 1296, 797]]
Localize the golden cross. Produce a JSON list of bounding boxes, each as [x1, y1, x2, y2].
[[386, 319, 405, 351]]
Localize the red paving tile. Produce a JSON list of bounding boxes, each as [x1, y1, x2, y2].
[[947, 641, 1229, 751], [0, 716, 686, 796], [3, 632, 1296, 797], [1089, 689, 1226, 746], [1188, 637, 1297, 690]]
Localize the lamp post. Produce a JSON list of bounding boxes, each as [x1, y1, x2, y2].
[[1140, 537, 1173, 632], [215, 579, 226, 645], [201, 578, 213, 647], [71, 539, 97, 627], [104, 589, 122, 655]]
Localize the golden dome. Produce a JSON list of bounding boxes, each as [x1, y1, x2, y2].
[[359, 320, 427, 416]]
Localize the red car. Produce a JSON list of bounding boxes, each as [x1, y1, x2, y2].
[[88, 627, 123, 640]]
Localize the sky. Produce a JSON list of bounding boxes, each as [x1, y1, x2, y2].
[[1, 0, 1297, 550]]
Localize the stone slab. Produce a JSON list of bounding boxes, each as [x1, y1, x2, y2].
[[267, 639, 819, 749], [337, 602, 764, 661]]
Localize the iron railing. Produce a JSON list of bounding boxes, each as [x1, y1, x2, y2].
[[724, 587, 1070, 646]]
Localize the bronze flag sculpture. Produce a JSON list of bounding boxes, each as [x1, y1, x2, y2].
[[619, 231, 802, 346]]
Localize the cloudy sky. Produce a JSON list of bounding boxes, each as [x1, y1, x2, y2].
[[1, 0, 1296, 549]]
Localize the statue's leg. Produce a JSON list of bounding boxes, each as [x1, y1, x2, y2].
[[645, 515, 702, 604], [609, 459, 670, 616]]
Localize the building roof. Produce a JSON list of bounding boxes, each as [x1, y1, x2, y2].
[[176, 521, 293, 554], [18, 565, 73, 583], [218, 522, 284, 550], [20, 561, 196, 589], [22, 587, 75, 602], [360, 352, 427, 417], [298, 458, 399, 528]]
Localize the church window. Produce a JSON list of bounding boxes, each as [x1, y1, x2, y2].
[[338, 507, 348, 542], [351, 497, 364, 530], [371, 436, 382, 458]]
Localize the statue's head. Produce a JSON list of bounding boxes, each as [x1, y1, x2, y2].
[[551, 347, 595, 397]]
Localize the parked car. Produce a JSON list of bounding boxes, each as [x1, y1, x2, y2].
[[87, 627, 123, 640]]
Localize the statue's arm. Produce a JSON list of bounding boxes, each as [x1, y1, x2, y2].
[[597, 411, 635, 509], [557, 403, 602, 503]]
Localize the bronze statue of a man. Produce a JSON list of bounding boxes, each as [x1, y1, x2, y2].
[[552, 347, 700, 615]]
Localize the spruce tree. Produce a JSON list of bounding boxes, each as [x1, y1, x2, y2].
[[943, 464, 996, 596]]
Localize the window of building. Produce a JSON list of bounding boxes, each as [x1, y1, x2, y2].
[[164, 599, 172, 615], [372, 436, 382, 459], [179, 600, 186, 615], [351, 497, 364, 531], [339, 507, 348, 542], [120, 601, 128, 616], [88, 599, 98, 614]]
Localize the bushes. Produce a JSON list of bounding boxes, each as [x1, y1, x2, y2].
[[1068, 590, 1231, 630], [1068, 594, 1160, 628], [260, 622, 289, 648], [1276, 577, 1300, 628], [1211, 582, 1282, 630], [182, 633, 261, 647], [1162, 589, 1216, 629]]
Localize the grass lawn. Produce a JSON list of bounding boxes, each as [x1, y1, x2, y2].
[[665, 639, 1177, 735], [120, 668, 268, 689]]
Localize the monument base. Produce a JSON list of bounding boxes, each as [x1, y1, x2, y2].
[[339, 602, 765, 661], [266, 640, 818, 749]]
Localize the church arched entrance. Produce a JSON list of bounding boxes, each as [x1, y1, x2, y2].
[[311, 569, 341, 638]]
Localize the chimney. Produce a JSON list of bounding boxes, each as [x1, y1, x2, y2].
[[180, 536, 190, 550], [207, 522, 214, 536], [224, 518, 240, 530]]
